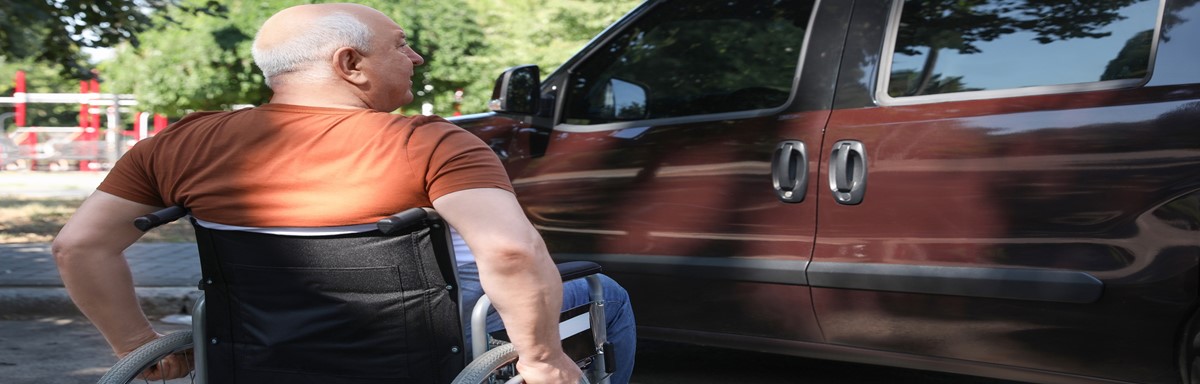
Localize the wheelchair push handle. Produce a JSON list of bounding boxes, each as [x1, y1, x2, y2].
[[377, 207, 442, 235], [133, 206, 188, 232]]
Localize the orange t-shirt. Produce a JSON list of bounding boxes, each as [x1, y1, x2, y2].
[[98, 104, 513, 227]]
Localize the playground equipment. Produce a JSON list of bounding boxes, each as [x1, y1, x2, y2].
[[0, 70, 167, 171]]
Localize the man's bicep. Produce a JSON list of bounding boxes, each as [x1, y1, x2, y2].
[[55, 191, 162, 252], [431, 188, 539, 253]]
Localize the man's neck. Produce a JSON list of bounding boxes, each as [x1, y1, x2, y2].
[[268, 82, 371, 110]]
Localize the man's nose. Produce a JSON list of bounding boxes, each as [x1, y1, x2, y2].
[[409, 50, 425, 66]]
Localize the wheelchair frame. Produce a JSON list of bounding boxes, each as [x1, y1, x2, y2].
[[96, 207, 612, 384]]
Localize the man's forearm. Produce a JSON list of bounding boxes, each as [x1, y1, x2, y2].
[[475, 244, 566, 361], [52, 191, 161, 356], [55, 246, 157, 355]]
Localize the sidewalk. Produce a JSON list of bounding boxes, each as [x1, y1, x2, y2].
[[0, 171, 107, 198], [0, 242, 203, 319], [0, 171, 202, 319]]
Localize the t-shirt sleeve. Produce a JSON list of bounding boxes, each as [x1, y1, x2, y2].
[[95, 138, 165, 206], [407, 121, 515, 202]]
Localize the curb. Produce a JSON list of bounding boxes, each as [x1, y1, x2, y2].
[[0, 287, 202, 320]]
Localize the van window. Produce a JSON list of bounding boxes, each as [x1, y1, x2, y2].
[[886, 0, 1160, 98], [562, 0, 814, 125]]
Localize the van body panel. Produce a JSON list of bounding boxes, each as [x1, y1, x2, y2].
[[450, 0, 1200, 382], [812, 0, 1200, 382]]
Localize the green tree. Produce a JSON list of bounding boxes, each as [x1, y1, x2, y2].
[[0, 0, 223, 79], [402, 0, 639, 115], [100, 0, 639, 116], [388, 0, 491, 115], [467, 0, 640, 72], [101, 0, 277, 115]]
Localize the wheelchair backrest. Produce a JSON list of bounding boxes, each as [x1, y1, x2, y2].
[[192, 208, 464, 383]]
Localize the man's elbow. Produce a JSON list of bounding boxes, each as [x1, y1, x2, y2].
[[52, 238, 74, 267], [51, 236, 88, 269], [476, 240, 547, 271]]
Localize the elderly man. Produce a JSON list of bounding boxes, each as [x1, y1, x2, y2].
[[53, 3, 634, 383]]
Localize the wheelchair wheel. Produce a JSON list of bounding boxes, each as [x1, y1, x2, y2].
[[452, 343, 590, 384], [96, 331, 195, 384], [454, 342, 519, 384]]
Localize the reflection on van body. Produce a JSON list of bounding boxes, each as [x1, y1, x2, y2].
[[451, 0, 1200, 382]]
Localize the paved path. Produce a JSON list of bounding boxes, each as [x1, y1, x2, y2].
[[0, 243, 199, 287], [0, 243, 202, 319], [0, 171, 202, 319]]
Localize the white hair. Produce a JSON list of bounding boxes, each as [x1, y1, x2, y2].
[[252, 11, 374, 88]]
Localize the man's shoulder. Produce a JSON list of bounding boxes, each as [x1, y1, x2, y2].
[[177, 109, 241, 124], [153, 109, 242, 135], [358, 111, 454, 129], [353, 113, 467, 142], [404, 114, 451, 127]]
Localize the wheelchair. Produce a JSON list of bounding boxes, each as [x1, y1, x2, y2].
[[96, 206, 614, 384]]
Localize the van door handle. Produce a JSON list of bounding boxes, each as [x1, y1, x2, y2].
[[829, 140, 867, 205], [772, 140, 807, 203]]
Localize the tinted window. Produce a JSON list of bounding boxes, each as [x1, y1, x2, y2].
[[887, 0, 1160, 98], [563, 0, 813, 125]]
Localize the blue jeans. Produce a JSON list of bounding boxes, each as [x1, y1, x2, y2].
[[458, 263, 636, 384]]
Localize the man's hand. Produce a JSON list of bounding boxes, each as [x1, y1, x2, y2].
[[136, 351, 194, 381], [517, 354, 584, 384], [118, 334, 195, 381]]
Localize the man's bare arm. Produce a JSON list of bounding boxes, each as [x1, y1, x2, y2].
[[432, 188, 582, 384], [52, 191, 161, 356]]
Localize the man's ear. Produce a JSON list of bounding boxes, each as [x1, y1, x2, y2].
[[333, 47, 367, 85]]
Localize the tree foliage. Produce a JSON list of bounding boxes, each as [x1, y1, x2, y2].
[[0, 0, 224, 79], [893, 0, 1153, 96], [98, 0, 640, 116], [388, 0, 492, 115], [101, 0, 273, 114], [894, 0, 1142, 57]]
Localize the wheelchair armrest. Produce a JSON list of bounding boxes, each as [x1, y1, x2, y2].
[[557, 261, 602, 282], [133, 206, 188, 232]]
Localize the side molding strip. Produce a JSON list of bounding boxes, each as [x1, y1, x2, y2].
[[554, 253, 1104, 303], [552, 253, 809, 285], [808, 262, 1103, 303]]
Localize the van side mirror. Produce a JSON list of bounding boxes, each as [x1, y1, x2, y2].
[[489, 65, 541, 115]]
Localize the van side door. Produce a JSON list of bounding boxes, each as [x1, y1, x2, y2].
[[506, 0, 846, 343], [813, 0, 1200, 381]]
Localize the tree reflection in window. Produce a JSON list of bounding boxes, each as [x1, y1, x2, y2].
[[888, 0, 1159, 98], [563, 0, 813, 125]]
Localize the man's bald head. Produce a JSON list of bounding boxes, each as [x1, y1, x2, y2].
[[252, 3, 391, 88]]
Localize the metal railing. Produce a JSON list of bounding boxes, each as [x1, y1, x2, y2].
[[3, 127, 125, 170]]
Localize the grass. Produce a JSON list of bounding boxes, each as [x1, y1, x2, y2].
[[0, 197, 195, 243]]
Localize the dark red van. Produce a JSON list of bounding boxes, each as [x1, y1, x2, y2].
[[452, 0, 1200, 382]]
